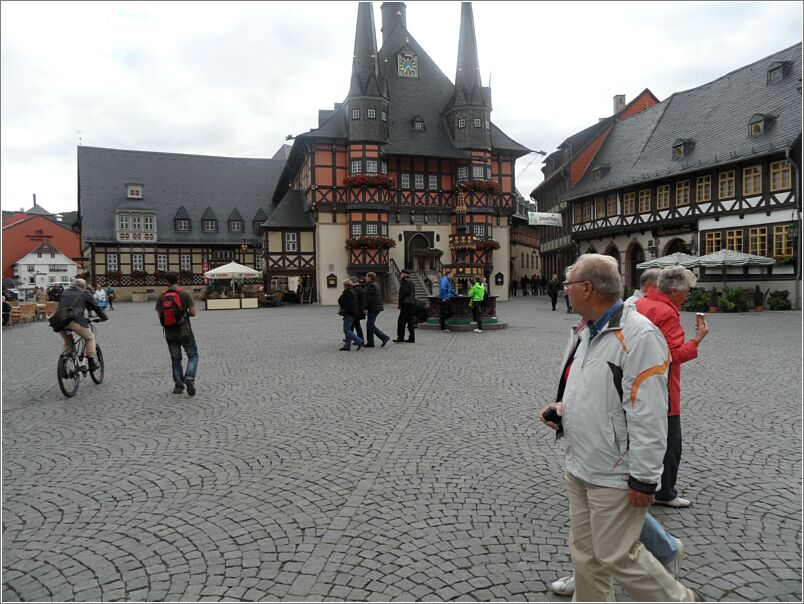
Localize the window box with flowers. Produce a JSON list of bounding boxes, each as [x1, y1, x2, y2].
[[344, 235, 397, 250], [412, 248, 444, 258], [774, 255, 795, 265], [106, 271, 123, 279], [130, 270, 149, 279], [457, 179, 501, 193], [343, 174, 396, 189], [474, 239, 501, 252]]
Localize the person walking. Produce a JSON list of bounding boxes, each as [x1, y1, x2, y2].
[[363, 272, 390, 347], [510, 278, 518, 297], [539, 254, 699, 602], [468, 277, 486, 333], [539, 275, 548, 295], [546, 273, 561, 310], [438, 269, 456, 332], [520, 275, 530, 296], [394, 269, 416, 343], [155, 272, 198, 395], [338, 279, 364, 351], [636, 266, 709, 508], [530, 274, 538, 296], [106, 285, 115, 311]]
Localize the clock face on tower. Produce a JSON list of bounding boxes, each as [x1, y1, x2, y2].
[[397, 53, 418, 77]]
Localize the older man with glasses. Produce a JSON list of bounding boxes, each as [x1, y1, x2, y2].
[[541, 254, 700, 602]]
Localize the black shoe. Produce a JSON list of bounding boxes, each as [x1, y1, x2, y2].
[[356, 341, 364, 350], [405, 339, 415, 343], [381, 336, 390, 347], [184, 378, 196, 396], [88, 357, 100, 372], [173, 386, 184, 394], [363, 344, 375, 348], [393, 339, 405, 343], [338, 347, 350, 351]]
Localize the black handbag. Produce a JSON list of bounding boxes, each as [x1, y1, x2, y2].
[[48, 306, 74, 332]]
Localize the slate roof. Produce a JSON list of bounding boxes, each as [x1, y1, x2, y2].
[[562, 43, 802, 202], [78, 146, 285, 244], [262, 190, 315, 229]]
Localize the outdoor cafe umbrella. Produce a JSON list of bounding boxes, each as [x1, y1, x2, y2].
[[678, 249, 776, 288], [203, 261, 261, 280], [636, 252, 697, 270]]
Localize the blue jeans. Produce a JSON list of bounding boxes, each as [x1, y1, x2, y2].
[[342, 316, 363, 349], [640, 513, 679, 564], [366, 311, 388, 345], [167, 334, 198, 388]]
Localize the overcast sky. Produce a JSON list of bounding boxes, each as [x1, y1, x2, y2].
[[2, 1, 801, 215]]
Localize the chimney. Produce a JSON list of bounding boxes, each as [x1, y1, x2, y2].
[[33, 193, 37, 206], [381, 2, 406, 47], [613, 94, 626, 114]]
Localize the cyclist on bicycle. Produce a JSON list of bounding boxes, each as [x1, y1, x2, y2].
[[57, 277, 108, 370]]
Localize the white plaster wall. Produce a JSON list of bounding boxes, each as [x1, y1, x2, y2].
[[316, 221, 349, 306]]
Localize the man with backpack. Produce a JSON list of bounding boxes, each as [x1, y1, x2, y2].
[[155, 272, 198, 396], [55, 278, 108, 371]]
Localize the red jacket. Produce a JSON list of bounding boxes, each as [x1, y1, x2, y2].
[[635, 289, 698, 416]]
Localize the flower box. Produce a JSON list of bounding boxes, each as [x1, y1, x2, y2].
[[344, 235, 396, 250], [343, 174, 396, 189], [457, 179, 501, 193]]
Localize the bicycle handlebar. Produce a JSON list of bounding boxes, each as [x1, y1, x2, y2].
[[89, 318, 105, 323]]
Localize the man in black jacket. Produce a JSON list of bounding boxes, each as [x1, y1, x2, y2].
[[57, 278, 108, 370], [546, 273, 561, 311], [394, 269, 416, 343], [337, 280, 364, 351], [364, 272, 391, 348]]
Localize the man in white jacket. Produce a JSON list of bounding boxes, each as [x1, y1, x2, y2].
[[541, 254, 699, 602]]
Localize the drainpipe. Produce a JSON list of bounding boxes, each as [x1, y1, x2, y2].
[[786, 145, 801, 310]]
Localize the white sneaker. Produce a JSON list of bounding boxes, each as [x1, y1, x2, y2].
[[473, 328, 482, 333], [441, 329, 450, 333], [549, 575, 575, 596], [653, 496, 691, 508], [663, 537, 685, 579]]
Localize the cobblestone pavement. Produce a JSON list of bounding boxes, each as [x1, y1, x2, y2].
[[2, 298, 801, 602]]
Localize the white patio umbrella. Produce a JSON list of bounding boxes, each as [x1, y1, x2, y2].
[[677, 249, 776, 268], [203, 261, 261, 280], [636, 252, 697, 270]]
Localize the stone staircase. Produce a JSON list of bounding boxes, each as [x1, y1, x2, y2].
[[410, 272, 431, 302]]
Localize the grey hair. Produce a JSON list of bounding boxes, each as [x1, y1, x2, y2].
[[71, 278, 87, 290], [640, 268, 661, 287], [657, 266, 697, 293], [572, 254, 622, 298]]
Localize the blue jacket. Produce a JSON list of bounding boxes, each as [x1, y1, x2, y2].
[[439, 276, 455, 300]]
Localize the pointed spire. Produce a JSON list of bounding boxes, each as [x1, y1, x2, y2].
[[351, 2, 381, 96], [455, 2, 482, 91]]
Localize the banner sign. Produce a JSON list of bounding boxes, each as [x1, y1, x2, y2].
[[528, 212, 562, 227]]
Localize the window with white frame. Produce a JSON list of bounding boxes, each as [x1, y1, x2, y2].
[[214, 250, 233, 261], [472, 165, 485, 179], [203, 219, 217, 232], [656, 185, 670, 210], [366, 224, 378, 235], [351, 160, 361, 174], [381, 162, 388, 174], [770, 161, 791, 191], [457, 166, 469, 181], [131, 215, 142, 231], [180, 254, 192, 271], [176, 219, 190, 232], [351, 224, 362, 237], [132, 254, 144, 271], [381, 110, 387, 122], [117, 214, 129, 230], [675, 181, 691, 206], [458, 118, 466, 129], [284, 232, 298, 252], [638, 189, 651, 213], [230, 221, 242, 232], [352, 109, 360, 120], [743, 165, 762, 196], [696, 176, 711, 202], [719, 171, 736, 199], [606, 194, 617, 216], [367, 108, 376, 119], [366, 160, 378, 173], [107, 253, 119, 272], [428, 175, 438, 190], [474, 224, 487, 238], [473, 118, 481, 128], [27, 264, 35, 272], [143, 215, 154, 231], [157, 254, 168, 271], [401, 173, 410, 189], [414, 174, 424, 190]]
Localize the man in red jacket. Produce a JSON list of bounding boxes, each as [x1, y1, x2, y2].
[[636, 265, 709, 508]]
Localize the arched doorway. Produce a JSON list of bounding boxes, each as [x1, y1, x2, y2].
[[627, 241, 645, 289], [407, 233, 429, 271], [663, 238, 686, 256], [604, 242, 621, 272]]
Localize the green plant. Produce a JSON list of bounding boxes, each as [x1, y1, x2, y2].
[[719, 286, 747, 313], [767, 290, 792, 310], [708, 287, 719, 308], [684, 288, 709, 312]]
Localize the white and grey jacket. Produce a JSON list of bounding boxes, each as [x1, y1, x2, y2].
[[560, 303, 671, 493]]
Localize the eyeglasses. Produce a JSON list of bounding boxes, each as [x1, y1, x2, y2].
[[562, 280, 589, 288]]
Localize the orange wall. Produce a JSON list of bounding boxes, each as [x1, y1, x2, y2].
[[620, 90, 659, 119], [570, 125, 613, 187], [2, 216, 81, 281]]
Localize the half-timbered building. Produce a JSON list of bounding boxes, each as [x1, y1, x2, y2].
[[535, 44, 801, 305]]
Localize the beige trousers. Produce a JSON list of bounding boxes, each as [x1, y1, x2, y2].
[[60, 321, 97, 358], [566, 472, 695, 602]]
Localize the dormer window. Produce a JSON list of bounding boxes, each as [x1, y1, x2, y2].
[[229, 220, 243, 233], [203, 220, 217, 233], [126, 183, 143, 199], [412, 116, 425, 131], [749, 113, 775, 137], [367, 108, 376, 119], [767, 61, 791, 84], [672, 139, 694, 159], [176, 219, 190, 232], [592, 165, 611, 180]]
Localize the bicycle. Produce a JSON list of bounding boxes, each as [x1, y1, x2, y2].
[[57, 318, 105, 397]]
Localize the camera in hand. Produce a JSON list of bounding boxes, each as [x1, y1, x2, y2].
[[542, 406, 562, 426]]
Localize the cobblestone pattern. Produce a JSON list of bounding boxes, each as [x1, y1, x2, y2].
[[2, 299, 801, 601]]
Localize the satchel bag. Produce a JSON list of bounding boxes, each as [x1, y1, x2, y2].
[[48, 306, 75, 332], [413, 304, 428, 323]]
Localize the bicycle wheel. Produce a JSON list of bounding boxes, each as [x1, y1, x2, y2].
[[90, 345, 104, 384], [57, 354, 79, 397]]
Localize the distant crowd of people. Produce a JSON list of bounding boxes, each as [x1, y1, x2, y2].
[[512, 273, 573, 313]]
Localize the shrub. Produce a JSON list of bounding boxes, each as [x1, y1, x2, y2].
[[708, 287, 719, 308], [767, 290, 792, 310], [753, 286, 770, 307], [684, 288, 709, 312], [719, 286, 747, 313]]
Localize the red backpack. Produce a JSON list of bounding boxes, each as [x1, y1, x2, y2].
[[159, 288, 185, 327]]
